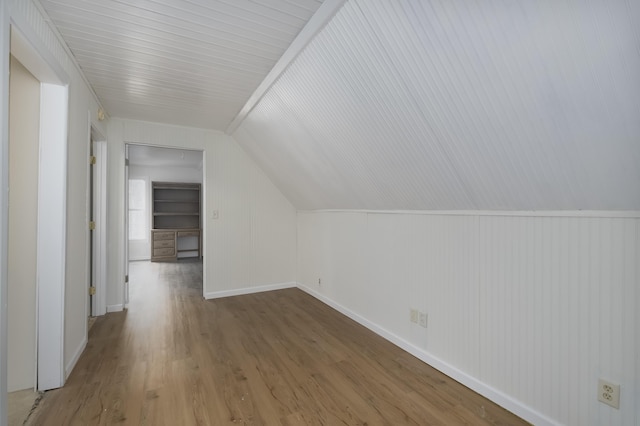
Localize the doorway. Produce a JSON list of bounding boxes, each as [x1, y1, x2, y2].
[[7, 54, 39, 395], [7, 23, 70, 421], [88, 128, 107, 319], [125, 145, 204, 304]]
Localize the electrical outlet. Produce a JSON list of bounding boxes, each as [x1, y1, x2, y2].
[[598, 379, 620, 409], [410, 309, 418, 323], [419, 312, 428, 328]]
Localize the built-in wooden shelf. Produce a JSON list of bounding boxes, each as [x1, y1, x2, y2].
[[150, 182, 201, 262]]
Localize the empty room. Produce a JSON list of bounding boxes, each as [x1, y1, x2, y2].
[[0, 1, 638, 425]]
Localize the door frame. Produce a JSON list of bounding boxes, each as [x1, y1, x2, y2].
[[124, 145, 130, 307], [123, 143, 205, 297], [9, 22, 69, 392], [88, 120, 107, 317]]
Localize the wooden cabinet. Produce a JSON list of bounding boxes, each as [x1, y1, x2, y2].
[[150, 182, 201, 262], [151, 230, 177, 261]]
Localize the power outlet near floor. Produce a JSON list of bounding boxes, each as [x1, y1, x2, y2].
[[410, 309, 427, 328], [598, 379, 620, 409], [419, 312, 428, 328]]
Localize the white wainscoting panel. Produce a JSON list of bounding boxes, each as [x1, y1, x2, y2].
[[297, 210, 639, 426]]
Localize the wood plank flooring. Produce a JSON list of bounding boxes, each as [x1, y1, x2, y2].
[[29, 260, 527, 425]]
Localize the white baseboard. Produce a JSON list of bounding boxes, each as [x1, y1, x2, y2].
[[106, 304, 123, 313], [65, 337, 87, 380], [204, 282, 296, 300], [296, 284, 560, 426]]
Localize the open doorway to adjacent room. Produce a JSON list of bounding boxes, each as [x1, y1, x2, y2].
[[125, 145, 204, 308]]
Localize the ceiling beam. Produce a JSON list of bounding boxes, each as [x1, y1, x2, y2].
[[225, 0, 346, 135]]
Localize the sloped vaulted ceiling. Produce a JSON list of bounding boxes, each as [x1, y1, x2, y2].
[[38, 0, 326, 130], [233, 0, 640, 210]]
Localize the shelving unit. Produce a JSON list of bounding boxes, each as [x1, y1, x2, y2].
[[150, 181, 201, 262]]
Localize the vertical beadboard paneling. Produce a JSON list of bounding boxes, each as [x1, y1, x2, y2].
[[38, 0, 325, 130], [298, 211, 640, 425], [326, 212, 367, 312], [297, 211, 330, 297], [236, 0, 640, 210], [365, 214, 412, 332], [12, 0, 72, 75], [407, 214, 478, 369]]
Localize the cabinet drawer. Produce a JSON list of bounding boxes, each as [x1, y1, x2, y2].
[[153, 231, 175, 240], [177, 230, 200, 237], [153, 239, 175, 249], [153, 247, 175, 257]]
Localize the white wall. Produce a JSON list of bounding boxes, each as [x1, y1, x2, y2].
[[7, 56, 39, 392], [64, 61, 106, 379], [107, 119, 297, 310], [297, 210, 640, 426], [128, 164, 202, 261]]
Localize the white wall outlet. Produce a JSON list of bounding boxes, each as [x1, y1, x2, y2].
[[410, 309, 418, 323], [598, 379, 620, 409], [419, 312, 428, 328], [212, 210, 219, 220]]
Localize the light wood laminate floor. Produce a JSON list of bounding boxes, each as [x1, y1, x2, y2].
[[8, 389, 41, 425], [29, 260, 527, 425]]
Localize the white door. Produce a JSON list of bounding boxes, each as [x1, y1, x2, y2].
[[124, 145, 130, 306]]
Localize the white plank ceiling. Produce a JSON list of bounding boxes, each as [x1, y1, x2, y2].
[[38, 0, 640, 210], [234, 0, 640, 210], [38, 0, 325, 130]]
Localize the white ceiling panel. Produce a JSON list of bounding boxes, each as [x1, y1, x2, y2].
[[38, 0, 325, 130], [234, 0, 640, 210]]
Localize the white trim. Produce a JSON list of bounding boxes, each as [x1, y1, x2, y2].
[[204, 282, 297, 300], [296, 284, 561, 426], [64, 337, 86, 380], [128, 255, 151, 262], [226, 0, 346, 134], [36, 83, 68, 391], [93, 140, 107, 316], [84, 112, 91, 328], [107, 304, 124, 313], [8, 16, 67, 85], [31, 0, 105, 113], [124, 145, 130, 307], [200, 151, 207, 300], [0, 2, 10, 424], [298, 209, 640, 219]]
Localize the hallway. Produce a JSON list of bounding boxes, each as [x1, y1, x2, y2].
[[28, 260, 524, 425]]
